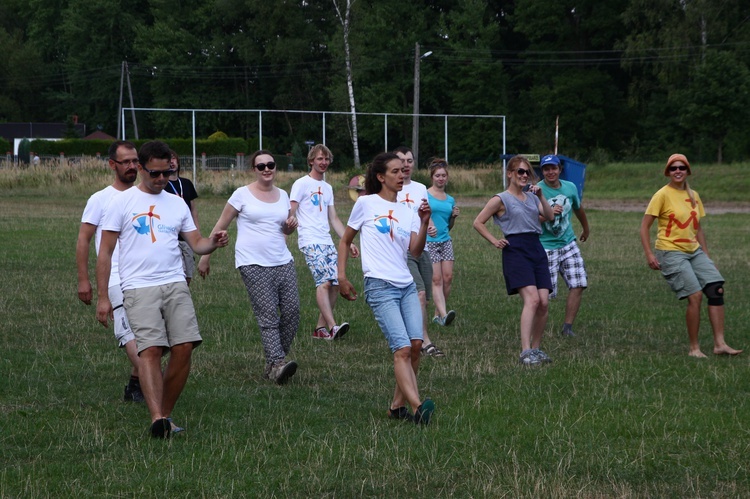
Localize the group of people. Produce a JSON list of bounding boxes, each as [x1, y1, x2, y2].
[[77, 140, 741, 438]]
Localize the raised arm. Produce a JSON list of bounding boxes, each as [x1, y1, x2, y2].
[[409, 198, 431, 258], [76, 223, 97, 305]]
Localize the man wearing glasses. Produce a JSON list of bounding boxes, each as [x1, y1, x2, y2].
[[96, 140, 229, 439], [77, 140, 143, 403], [290, 144, 359, 340]]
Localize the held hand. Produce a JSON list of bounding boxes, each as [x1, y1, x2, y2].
[[212, 230, 229, 248], [198, 256, 211, 279], [553, 205, 564, 215], [78, 281, 93, 305], [282, 216, 298, 234], [349, 243, 360, 258], [96, 298, 113, 327], [417, 198, 431, 223], [530, 184, 544, 197], [427, 225, 438, 237], [339, 278, 358, 301]]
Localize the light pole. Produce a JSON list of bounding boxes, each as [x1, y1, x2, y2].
[[412, 43, 432, 168]]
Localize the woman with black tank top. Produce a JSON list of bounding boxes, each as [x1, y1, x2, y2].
[[473, 156, 555, 366]]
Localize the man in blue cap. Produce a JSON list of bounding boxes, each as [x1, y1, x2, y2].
[[538, 154, 590, 337]]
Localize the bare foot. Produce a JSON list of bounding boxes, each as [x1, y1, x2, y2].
[[713, 345, 743, 356], [689, 349, 708, 358]]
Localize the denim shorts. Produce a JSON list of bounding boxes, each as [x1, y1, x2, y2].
[[364, 277, 422, 352]]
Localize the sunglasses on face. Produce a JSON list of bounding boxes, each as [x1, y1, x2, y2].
[[515, 168, 531, 176], [255, 161, 276, 171], [142, 164, 177, 178], [668, 165, 688, 172]]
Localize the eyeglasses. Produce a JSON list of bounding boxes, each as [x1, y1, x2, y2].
[[255, 161, 276, 171], [668, 165, 688, 172], [141, 164, 177, 178], [112, 158, 139, 166], [515, 168, 531, 176]]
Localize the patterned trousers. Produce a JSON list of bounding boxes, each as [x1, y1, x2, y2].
[[239, 262, 300, 365]]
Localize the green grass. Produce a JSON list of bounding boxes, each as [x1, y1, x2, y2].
[[1, 171, 750, 496]]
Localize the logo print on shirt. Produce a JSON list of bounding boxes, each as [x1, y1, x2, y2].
[[131, 205, 161, 243], [665, 198, 699, 243], [400, 193, 416, 209], [310, 187, 324, 211], [374, 210, 399, 241]]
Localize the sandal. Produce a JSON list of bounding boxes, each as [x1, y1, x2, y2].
[[421, 343, 445, 357]]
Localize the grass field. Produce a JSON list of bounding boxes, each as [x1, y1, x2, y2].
[[1, 163, 750, 497]]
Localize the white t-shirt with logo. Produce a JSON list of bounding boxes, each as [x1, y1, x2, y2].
[[397, 180, 428, 215], [81, 185, 128, 286], [228, 186, 293, 268], [101, 188, 196, 290], [289, 175, 335, 248], [347, 194, 419, 287]]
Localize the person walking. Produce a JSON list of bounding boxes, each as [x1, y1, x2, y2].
[[76, 140, 143, 403], [538, 154, 590, 337], [425, 158, 459, 326], [640, 153, 742, 358], [96, 140, 228, 439], [473, 155, 554, 366], [393, 146, 445, 358], [290, 144, 359, 340], [338, 152, 436, 424], [199, 150, 301, 383]]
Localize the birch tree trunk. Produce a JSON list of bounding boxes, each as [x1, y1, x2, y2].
[[333, 0, 361, 168]]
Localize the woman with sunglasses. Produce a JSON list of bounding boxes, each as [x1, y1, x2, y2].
[[640, 154, 742, 358], [338, 152, 435, 424], [199, 150, 301, 384], [473, 155, 555, 366]]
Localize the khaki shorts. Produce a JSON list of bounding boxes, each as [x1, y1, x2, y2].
[[656, 248, 723, 300], [407, 250, 433, 300], [123, 281, 202, 354]]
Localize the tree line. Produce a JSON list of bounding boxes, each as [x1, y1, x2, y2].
[[1, 0, 749, 165]]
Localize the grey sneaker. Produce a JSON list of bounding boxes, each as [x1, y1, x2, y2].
[[432, 315, 444, 326], [443, 310, 456, 326], [533, 348, 553, 364], [124, 381, 145, 403], [561, 328, 576, 337], [519, 349, 541, 366], [270, 360, 298, 385]]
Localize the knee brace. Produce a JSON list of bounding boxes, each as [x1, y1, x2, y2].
[[703, 281, 724, 306]]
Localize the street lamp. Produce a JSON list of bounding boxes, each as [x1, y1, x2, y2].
[[412, 43, 432, 168]]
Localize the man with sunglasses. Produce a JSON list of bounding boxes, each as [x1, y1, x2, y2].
[[95, 140, 229, 439], [290, 144, 359, 340], [538, 154, 590, 338], [77, 140, 143, 403]]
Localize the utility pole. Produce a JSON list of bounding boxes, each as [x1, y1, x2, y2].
[[411, 43, 432, 168]]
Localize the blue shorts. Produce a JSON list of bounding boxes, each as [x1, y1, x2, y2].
[[364, 278, 422, 353], [301, 244, 338, 287], [502, 233, 553, 295]]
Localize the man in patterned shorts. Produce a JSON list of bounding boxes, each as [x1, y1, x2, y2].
[[538, 154, 590, 337], [290, 144, 359, 340]]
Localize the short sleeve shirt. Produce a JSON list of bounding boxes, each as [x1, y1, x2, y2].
[[347, 195, 419, 287], [81, 185, 128, 286], [289, 175, 335, 248], [539, 179, 581, 250], [645, 184, 705, 253]]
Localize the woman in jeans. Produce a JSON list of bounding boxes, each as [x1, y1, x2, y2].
[[338, 152, 435, 424], [199, 150, 301, 384], [640, 153, 742, 358]]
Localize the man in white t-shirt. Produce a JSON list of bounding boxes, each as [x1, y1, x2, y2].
[[393, 146, 445, 358], [95, 140, 229, 439], [77, 140, 143, 403], [290, 144, 359, 340]]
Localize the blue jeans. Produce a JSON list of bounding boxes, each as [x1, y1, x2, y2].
[[364, 277, 422, 352]]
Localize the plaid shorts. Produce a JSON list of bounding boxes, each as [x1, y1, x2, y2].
[[426, 240, 455, 264], [545, 240, 587, 299], [301, 244, 338, 287]]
